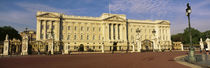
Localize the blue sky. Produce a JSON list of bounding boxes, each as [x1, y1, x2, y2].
[[0, 0, 210, 35]]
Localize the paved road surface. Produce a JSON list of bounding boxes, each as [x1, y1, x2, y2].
[[0, 51, 191, 68]]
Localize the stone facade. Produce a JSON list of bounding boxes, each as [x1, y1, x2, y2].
[[172, 42, 184, 51], [20, 30, 36, 41], [36, 11, 172, 52]]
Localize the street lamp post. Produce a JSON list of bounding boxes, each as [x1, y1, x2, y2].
[[186, 3, 196, 63]]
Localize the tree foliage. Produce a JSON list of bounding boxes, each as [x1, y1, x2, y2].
[[171, 33, 183, 42], [201, 30, 210, 40], [171, 27, 208, 44], [182, 28, 201, 44], [0, 26, 21, 41]]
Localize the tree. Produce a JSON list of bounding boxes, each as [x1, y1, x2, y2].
[[0, 26, 21, 41], [182, 27, 201, 44], [201, 30, 210, 40], [171, 33, 183, 42]]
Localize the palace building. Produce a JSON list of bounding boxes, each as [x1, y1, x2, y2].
[[36, 11, 171, 53]]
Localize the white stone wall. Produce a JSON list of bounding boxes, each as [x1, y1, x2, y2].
[[36, 11, 171, 51]]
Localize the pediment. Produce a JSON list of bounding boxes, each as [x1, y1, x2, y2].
[[103, 16, 126, 22], [37, 13, 59, 18], [159, 21, 170, 25]]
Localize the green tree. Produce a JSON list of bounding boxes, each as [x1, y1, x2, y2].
[[171, 33, 183, 42], [201, 30, 210, 40], [183, 27, 201, 44], [0, 26, 21, 41]]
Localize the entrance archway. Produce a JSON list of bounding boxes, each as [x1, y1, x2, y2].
[[141, 40, 153, 51], [113, 42, 117, 51], [79, 44, 84, 51]]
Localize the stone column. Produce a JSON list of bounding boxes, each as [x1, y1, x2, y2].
[[3, 34, 9, 55], [21, 35, 29, 55], [43, 20, 47, 40], [119, 24, 122, 40], [158, 43, 161, 51], [48, 34, 54, 55], [132, 43, 135, 52], [136, 31, 141, 52], [101, 44, 104, 53], [53, 21, 59, 41], [36, 20, 41, 40], [153, 39, 156, 52], [137, 41, 141, 52], [124, 25, 126, 41], [63, 42, 68, 54], [115, 24, 118, 40], [110, 24, 113, 40]]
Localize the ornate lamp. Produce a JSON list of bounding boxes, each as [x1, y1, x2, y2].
[[186, 2, 195, 63]]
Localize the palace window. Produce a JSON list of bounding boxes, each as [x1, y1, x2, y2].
[[93, 46, 95, 49], [99, 46, 101, 49], [74, 35, 76, 40], [87, 27, 89, 31], [93, 27, 95, 31], [99, 27, 101, 31], [93, 35, 95, 40], [81, 26, 83, 31], [81, 35, 83, 40], [68, 46, 70, 49], [67, 35, 70, 40], [119, 46, 122, 51], [99, 35, 101, 40], [74, 46, 77, 49], [68, 26, 70, 30], [75, 26, 77, 31], [87, 35, 89, 40]]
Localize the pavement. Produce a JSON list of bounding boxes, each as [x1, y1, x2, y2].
[[0, 51, 193, 68]]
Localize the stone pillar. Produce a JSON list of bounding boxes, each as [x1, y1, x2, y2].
[[36, 20, 41, 40], [137, 40, 141, 52], [136, 33, 141, 52], [153, 40, 156, 52], [21, 35, 29, 55], [110, 24, 113, 40], [101, 44, 104, 53], [43, 20, 47, 40], [132, 43, 135, 52], [48, 34, 54, 55], [115, 24, 118, 40], [119, 24, 122, 40], [48, 39, 54, 55], [200, 38, 204, 50], [158, 44, 161, 52], [3, 34, 9, 55], [63, 42, 68, 54]]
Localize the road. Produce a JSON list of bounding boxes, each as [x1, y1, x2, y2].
[[0, 51, 191, 68]]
